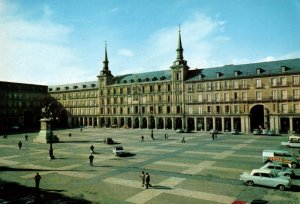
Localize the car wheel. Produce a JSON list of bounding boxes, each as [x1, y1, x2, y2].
[[277, 185, 285, 191], [246, 181, 254, 186], [291, 163, 297, 169]]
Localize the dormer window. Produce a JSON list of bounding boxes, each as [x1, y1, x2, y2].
[[73, 86, 78, 89], [234, 70, 241, 76], [91, 84, 96, 87], [216, 72, 222, 78], [56, 87, 60, 91], [65, 86, 69, 90], [49, 88, 53, 91], [82, 85, 86, 88], [281, 66, 289, 73], [256, 68, 263, 75]]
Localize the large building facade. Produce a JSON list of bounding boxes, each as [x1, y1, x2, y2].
[[47, 31, 300, 134], [0, 81, 48, 133]]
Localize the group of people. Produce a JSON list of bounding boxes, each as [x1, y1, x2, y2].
[[140, 171, 152, 189]]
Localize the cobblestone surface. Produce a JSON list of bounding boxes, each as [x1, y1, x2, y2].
[[1, 128, 300, 203]]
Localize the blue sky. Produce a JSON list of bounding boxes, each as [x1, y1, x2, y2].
[[0, 0, 299, 85]]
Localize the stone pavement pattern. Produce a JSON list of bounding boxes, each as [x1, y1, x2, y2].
[[1, 128, 300, 203]]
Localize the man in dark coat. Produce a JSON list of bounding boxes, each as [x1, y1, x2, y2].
[[34, 173, 41, 189]]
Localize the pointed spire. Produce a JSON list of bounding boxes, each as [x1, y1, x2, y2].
[[103, 41, 109, 71], [176, 25, 184, 61]]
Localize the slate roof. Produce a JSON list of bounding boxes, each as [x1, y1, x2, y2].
[[186, 58, 300, 82], [111, 70, 171, 85], [48, 81, 98, 92]]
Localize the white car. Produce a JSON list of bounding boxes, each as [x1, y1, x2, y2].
[[113, 146, 125, 156], [260, 162, 295, 178], [240, 169, 292, 191]]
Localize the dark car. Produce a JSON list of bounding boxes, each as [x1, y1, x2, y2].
[[104, 137, 114, 144]]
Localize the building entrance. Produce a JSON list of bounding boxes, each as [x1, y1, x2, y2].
[[250, 105, 269, 131]]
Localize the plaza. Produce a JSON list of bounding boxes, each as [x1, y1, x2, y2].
[[1, 128, 300, 203]]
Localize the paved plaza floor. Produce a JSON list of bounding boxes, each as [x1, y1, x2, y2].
[[1, 128, 300, 203]]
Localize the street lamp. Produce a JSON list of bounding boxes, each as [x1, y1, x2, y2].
[[48, 112, 55, 160]]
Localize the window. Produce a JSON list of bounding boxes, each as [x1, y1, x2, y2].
[[199, 106, 203, 114], [176, 73, 181, 80], [120, 88, 123, 94], [207, 106, 211, 113], [293, 76, 299, 85], [167, 106, 171, 114], [142, 107, 145, 114], [167, 95, 171, 103], [158, 106, 162, 114], [206, 82, 211, 91], [215, 81, 220, 90], [242, 80, 247, 88], [215, 93, 220, 102], [188, 106, 193, 114], [281, 104, 287, 113], [197, 83, 202, 91], [127, 87, 131, 94], [158, 85, 161, 92], [167, 84, 171, 91], [256, 79, 262, 88], [225, 105, 230, 114], [224, 93, 229, 101], [188, 95, 192, 102], [234, 105, 239, 113], [271, 90, 277, 99], [281, 90, 287, 100], [280, 77, 287, 86], [176, 106, 181, 113], [242, 92, 247, 101], [188, 84, 193, 92], [293, 89, 299, 99], [216, 106, 221, 114], [198, 94, 203, 102], [150, 85, 154, 92], [271, 78, 277, 86], [294, 104, 300, 113], [224, 81, 230, 89], [234, 92, 238, 101], [233, 80, 239, 89], [256, 91, 262, 100], [206, 94, 211, 102]]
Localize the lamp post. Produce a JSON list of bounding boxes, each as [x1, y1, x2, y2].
[[49, 113, 55, 160]]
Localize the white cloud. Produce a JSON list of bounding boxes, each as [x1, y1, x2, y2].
[[117, 49, 134, 57], [0, 1, 90, 85], [261, 56, 275, 62]]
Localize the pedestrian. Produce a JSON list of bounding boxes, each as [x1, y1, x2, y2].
[[80, 127, 83, 132], [141, 135, 144, 142], [164, 133, 167, 140], [34, 173, 41, 190], [18, 141, 22, 149], [89, 154, 94, 166], [212, 132, 215, 140], [69, 133, 72, 137], [145, 172, 152, 189], [181, 137, 186, 143], [140, 171, 145, 187], [25, 134, 28, 141], [90, 145, 94, 154], [151, 134, 154, 140]]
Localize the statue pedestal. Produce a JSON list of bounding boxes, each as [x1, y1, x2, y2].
[[34, 118, 59, 143]]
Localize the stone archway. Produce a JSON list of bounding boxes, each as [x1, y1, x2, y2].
[[142, 118, 147, 128], [134, 118, 139, 128], [250, 104, 269, 132], [157, 118, 164, 129], [167, 118, 172, 129], [128, 118, 132, 128], [175, 118, 182, 129]]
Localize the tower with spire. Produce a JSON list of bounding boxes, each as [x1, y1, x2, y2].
[[170, 26, 189, 81], [98, 42, 114, 86]]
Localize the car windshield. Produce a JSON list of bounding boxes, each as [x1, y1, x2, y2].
[[116, 147, 123, 150]]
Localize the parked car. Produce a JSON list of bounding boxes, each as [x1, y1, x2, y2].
[[262, 150, 299, 169], [289, 135, 300, 143], [253, 129, 262, 135], [281, 141, 300, 148], [259, 162, 295, 178], [266, 130, 276, 136], [104, 137, 114, 144], [176, 129, 184, 133], [240, 169, 292, 191], [231, 129, 239, 135], [113, 146, 125, 156]]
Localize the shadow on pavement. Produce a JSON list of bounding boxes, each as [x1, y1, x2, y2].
[[0, 179, 91, 203]]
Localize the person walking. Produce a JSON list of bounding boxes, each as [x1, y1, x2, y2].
[[90, 145, 95, 154], [212, 132, 215, 140], [18, 141, 22, 149], [141, 135, 144, 142], [140, 171, 145, 187], [25, 134, 28, 141], [89, 154, 94, 166], [34, 173, 41, 190], [164, 133, 167, 140], [181, 137, 186, 143], [145, 173, 152, 189]]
